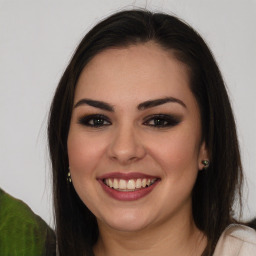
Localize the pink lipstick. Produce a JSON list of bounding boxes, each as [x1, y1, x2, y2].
[[97, 172, 160, 201]]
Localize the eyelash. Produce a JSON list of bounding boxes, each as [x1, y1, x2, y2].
[[78, 114, 111, 127], [78, 114, 181, 128], [143, 114, 181, 128]]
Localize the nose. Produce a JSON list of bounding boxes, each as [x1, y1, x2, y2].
[[107, 124, 146, 164]]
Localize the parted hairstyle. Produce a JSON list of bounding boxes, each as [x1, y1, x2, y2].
[[48, 9, 243, 256]]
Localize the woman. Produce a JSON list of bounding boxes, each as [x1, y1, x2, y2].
[[48, 10, 256, 256]]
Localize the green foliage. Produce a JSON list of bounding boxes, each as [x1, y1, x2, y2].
[[0, 188, 55, 256]]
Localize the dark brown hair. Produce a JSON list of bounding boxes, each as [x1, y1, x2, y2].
[[48, 10, 243, 256]]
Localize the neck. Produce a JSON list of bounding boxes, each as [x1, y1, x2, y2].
[[93, 211, 207, 256]]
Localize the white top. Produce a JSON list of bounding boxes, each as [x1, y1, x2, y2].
[[213, 224, 256, 255]]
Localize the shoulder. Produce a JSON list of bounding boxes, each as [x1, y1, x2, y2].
[[213, 224, 256, 256]]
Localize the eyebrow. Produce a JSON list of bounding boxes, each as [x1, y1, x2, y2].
[[137, 97, 187, 110], [74, 98, 114, 112], [74, 97, 186, 111]]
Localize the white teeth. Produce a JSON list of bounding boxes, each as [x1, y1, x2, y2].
[[119, 179, 126, 189], [113, 179, 118, 189], [104, 178, 157, 191], [135, 179, 142, 188], [127, 179, 135, 190]]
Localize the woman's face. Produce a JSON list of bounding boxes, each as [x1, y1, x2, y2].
[[67, 42, 208, 232]]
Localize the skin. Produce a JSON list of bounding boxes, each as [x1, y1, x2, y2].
[[67, 42, 208, 256]]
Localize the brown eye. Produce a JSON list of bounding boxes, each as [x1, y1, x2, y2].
[[143, 114, 181, 128], [78, 114, 111, 127]]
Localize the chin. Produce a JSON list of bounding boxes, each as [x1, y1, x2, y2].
[[98, 211, 152, 233]]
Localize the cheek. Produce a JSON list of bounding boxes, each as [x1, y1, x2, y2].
[[67, 131, 106, 208], [148, 130, 201, 175], [67, 131, 107, 176], [149, 131, 201, 206]]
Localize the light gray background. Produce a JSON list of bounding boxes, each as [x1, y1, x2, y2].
[[0, 0, 255, 227]]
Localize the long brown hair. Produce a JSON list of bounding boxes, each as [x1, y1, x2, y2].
[[48, 10, 243, 256]]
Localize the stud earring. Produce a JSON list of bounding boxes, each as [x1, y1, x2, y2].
[[67, 171, 72, 183], [201, 160, 210, 169]]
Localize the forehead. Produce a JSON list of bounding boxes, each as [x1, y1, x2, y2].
[[74, 42, 193, 106]]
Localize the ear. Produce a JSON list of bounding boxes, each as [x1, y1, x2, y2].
[[198, 141, 209, 170]]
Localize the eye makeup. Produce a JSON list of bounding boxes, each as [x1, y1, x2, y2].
[[77, 112, 182, 129], [78, 114, 111, 128], [143, 114, 182, 128]]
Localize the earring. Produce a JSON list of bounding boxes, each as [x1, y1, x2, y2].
[[67, 172, 72, 183], [201, 160, 210, 169]]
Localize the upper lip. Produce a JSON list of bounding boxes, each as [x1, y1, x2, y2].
[[97, 172, 159, 180]]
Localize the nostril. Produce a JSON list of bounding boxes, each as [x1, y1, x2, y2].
[[108, 144, 146, 163], [106, 127, 147, 164]]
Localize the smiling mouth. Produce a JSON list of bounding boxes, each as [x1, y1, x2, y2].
[[103, 178, 158, 191]]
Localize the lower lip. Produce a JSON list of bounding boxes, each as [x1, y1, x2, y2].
[[98, 179, 160, 201]]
